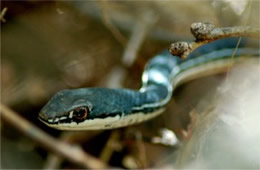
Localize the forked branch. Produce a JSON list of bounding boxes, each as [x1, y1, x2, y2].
[[169, 22, 260, 59]]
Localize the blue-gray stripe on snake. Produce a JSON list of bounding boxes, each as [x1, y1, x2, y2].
[[38, 38, 260, 130]]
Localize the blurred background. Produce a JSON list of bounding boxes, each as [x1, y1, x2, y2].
[[1, 0, 259, 169]]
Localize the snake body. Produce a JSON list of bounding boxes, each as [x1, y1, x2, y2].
[[38, 38, 259, 130]]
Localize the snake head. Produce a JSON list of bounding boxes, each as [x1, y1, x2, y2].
[[38, 88, 136, 130]]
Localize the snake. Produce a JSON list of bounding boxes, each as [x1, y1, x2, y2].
[[38, 38, 259, 130]]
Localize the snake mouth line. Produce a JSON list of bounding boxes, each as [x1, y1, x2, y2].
[[38, 113, 72, 125], [38, 116, 52, 126]]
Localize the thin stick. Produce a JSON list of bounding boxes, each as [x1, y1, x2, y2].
[[226, 0, 253, 78], [0, 103, 108, 169], [122, 11, 158, 67], [100, 130, 120, 163], [190, 22, 259, 41], [44, 154, 63, 169], [135, 131, 147, 168], [44, 131, 101, 169], [99, 0, 127, 46], [122, 21, 148, 67], [169, 22, 260, 59], [0, 7, 7, 22]]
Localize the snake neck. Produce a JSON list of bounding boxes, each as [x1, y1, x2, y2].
[[138, 39, 260, 112], [138, 51, 179, 109]]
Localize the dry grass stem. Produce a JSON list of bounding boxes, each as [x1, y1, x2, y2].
[[122, 11, 158, 67], [0, 7, 8, 22], [99, 0, 127, 46]]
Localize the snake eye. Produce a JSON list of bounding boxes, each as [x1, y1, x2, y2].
[[72, 107, 88, 120]]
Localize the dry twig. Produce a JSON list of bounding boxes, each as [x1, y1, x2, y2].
[[0, 103, 108, 169], [169, 22, 260, 59], [122, 11, 158, 67], [44, 131, 102, 169], [0, 7, 8, 22], [99, 0, 127, 46], [100, 130, 121, 163]]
